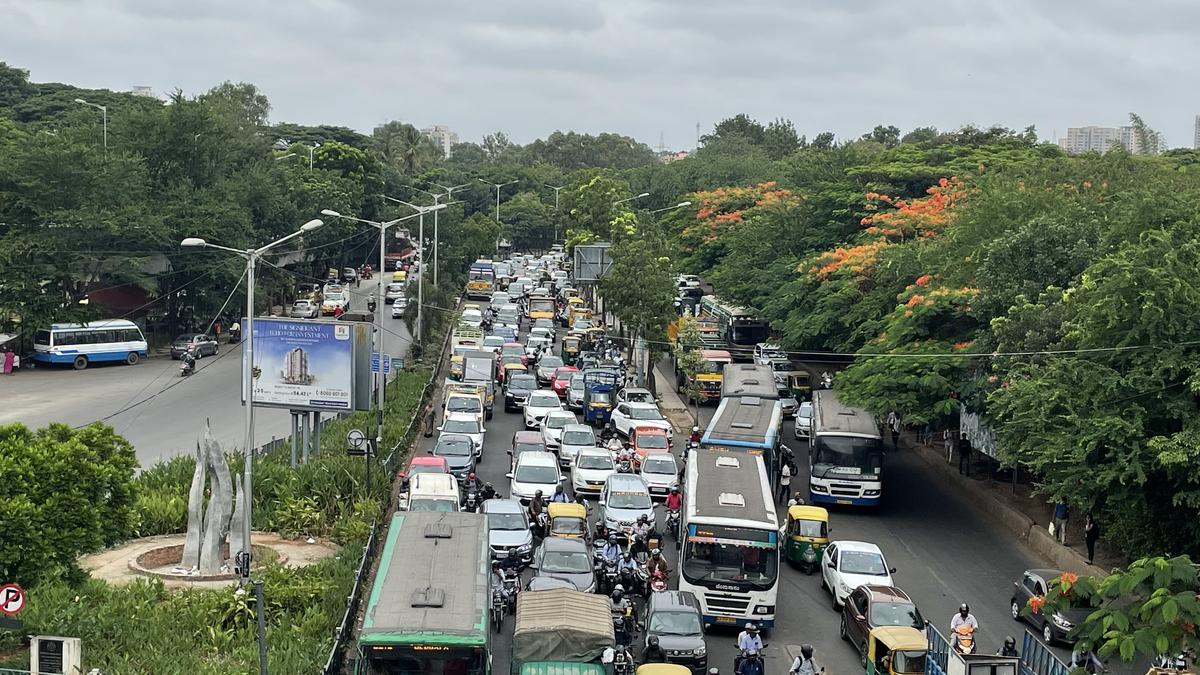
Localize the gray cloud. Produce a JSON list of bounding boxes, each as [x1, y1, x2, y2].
[[1, 0, 1197, 148]]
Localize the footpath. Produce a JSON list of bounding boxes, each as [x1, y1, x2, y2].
[[651, 361, 1118, 579]]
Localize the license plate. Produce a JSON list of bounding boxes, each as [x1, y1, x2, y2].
[[837, 499, 852, 505], [714, 616, 736, 623]]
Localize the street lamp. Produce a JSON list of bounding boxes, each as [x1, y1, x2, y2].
[[273, 153, 297, 161], [650, 201, 692, 215], [73, 98, 107, 160], [477, 178, 518, 224], [384, 197, 448, 339], [308, 143, 320, 171], [546, 184, 565, 243], [613, 192, 650, 207], [428, 182, 471, 286], [179, 218, 325, 584]]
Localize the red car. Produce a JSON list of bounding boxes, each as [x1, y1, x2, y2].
[[399, 455, 450, 485], [551, 366, 580, 397], [501, 343, 528, 365]]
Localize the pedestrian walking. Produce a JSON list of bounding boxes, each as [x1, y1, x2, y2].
[[777, 463, 792, 505], [422, 403, 436, 438], [1052, 501, 1069, 545], [956, 434, 971, 476], [1084, 513, 1100, 564]]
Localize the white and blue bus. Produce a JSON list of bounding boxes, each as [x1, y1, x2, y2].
[[33, 319, 148, 370], [807, 390, 884, 507]]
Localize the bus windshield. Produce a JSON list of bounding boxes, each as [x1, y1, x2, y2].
[[681, 530, 778, 591], [364, 645, 486, 675], [811, 436, 883, 479], [730, 321, 771, 346]]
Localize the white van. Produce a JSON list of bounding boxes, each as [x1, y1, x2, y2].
[[403, 473, 461, 512]]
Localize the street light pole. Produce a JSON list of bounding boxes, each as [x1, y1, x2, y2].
[[613, 192, 651, 208], [180, 218, 325, 584], [649, 201, 692, 216], [73, 98, 107, 161], [384, 197, 448, 341], [429, 182, 470, 286], [308, 143, 320, 171], [546, 184, 565, 243]]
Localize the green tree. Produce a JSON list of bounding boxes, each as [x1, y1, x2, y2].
[[702, 114, 766, 146], [900, 126, 939, 144], [372, 120, 441, 176], [0, 423, 138, 586], [861, 125, 901, 148], [762, 118, 801, 159], [0, 62, 34, 109], [500, 190, 554, 251], [600, 233, 677, 381], [562, 171, 631, 238], [198, 81, 271, 128]]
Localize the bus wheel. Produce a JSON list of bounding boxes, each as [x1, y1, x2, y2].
[[126, 352, 140, 365], [73, 355, 89, 370]]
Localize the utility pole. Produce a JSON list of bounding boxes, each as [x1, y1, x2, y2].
[[546, 184, 565, 243]]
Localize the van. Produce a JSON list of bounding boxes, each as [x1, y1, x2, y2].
[[405, 473, 461, 512]]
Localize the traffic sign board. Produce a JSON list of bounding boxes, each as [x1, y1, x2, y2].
[[370, 352, 381, 373], [383, 353, 392, 374], [391, 356, 405, 371], [346, 429, 367, 449], [0, 584, 25, 615]]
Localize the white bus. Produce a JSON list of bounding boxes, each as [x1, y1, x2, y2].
[[679, 446, 780, 630], [807, 389, 884, 507], [33, 319, 148, 370]]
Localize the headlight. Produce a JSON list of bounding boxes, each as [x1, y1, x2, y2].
[[802, 548, 817, 562], [811, 484, 828, 493], [754, 605, 774, 615], [1052, 613, 1072, 628], [694, 647, 706, 657], [516, 543, 532, 552], [864, 489, 880, 496]]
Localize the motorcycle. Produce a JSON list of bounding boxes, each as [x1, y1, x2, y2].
[[1152, 651, 1192, 672], [594, 555, 619, 595], [463, 488, 481, 513], [666, 510, 681, 540], [180, 354, 196, 377], [617, 456, 633, 473], [618, 566, 641, 597], [613, 604, 638, 649], [952, 624, 976, 655], [491, 587, 505, 632], [648, 568, 668, 594], [501, 568, 521, 614], [611, 645, 636, 675]]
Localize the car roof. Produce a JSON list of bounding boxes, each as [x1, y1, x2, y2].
[[649, 590, 701, 613], [514, 430, 545, 442], [860, 585, 914, 603], [606, 474, 648, 490], [546, 410, 575, 419], [623, 388, 652, 396], [634, 426, 669, 436], [516, 451, 557, 466], [1024, 568, 1064, 581], [578, 447, 612, 458], [627, 402, 660, 410], [563, 423, 593, 434], [528, 390, 560, 400], [835, 540, 884, 554], [444, 412, 480, 422], [540, 535, 588, 552], [483, 498, 523, 514]]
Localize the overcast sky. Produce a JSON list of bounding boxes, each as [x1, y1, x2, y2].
[[4, 0, 1199, 149]]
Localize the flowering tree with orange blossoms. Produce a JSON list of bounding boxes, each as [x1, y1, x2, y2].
[[677, 181, 802, 269], [859, 177, 966, 241]]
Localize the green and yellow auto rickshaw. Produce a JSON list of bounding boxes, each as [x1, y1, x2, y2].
[[866, 626, 928, 675], [561, 335, 582, 365], [783, 505, 829, 574], [786, 369, 812, 402]]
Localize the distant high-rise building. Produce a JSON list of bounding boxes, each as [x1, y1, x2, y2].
[[1057, 125, 1164, 155], [130, 86, 156, 98], [1194, 115, 1200, 149], [421, 125, 458, 159]]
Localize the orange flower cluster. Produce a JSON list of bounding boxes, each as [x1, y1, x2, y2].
[[861, 177, 965, 240], [681, 182, 801, 252], [953, 341, 975, 350], [1028, 596, 1045, 614], [915, 274, 933, 287], [805, 240, 889, 280]]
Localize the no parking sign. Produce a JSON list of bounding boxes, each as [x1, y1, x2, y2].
[[0, 583, 25, 615]]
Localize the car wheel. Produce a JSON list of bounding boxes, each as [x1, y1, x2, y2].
[[73, 355, 88, 370], [1010, 600, 1021, 621], [1042, 621, 1054, 645], [125, 352, 140, 365], [839, 615, 849, 641], [860, 645, 868, 668]]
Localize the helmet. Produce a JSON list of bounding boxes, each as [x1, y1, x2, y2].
[[959, 603, 970, 616], [692, 426, 699, 432], [612, 586, 624, 598], [801, 644, 814, 659], [648, 636, 660, 648], [491, 560, 501, 568], [468, 472, 476, 480], [651, 548, 661, 557], [608, 534, 618, 544], [485, 481, 493, 488], [709, 669, 720, 675], [638, 514, 649, 523], [746, 623, 759, 634], [555, 484, 565, 493], [670, 487, 680, 494], [623, 551, 633, 559], [1004, 636, 1016, 649], [535, 489, 543, 498]]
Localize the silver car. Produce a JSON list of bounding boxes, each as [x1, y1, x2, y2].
[[639, 453, 679, 498], [482, 498, 533, 563], [793, 400, 813, 440], [289, 300, 319, 318], [559, 423, 596, 469]]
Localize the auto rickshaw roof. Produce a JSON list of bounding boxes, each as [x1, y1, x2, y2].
[[548, 502, 587, 519], [869, 626, 927, 651], [787, 505, 829, 522], [636, 665, 691, 675]]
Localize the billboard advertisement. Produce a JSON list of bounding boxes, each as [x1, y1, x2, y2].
[[244, 318, 356, 411]]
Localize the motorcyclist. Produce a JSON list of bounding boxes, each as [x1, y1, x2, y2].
[[606, 436, 625, 455], [618, 551, 640, 590], [634, 514, 653, 540], [736, 624, 764, 653], [550, 484, 571, 503], [610, 586, 633, 631], [601, 534, 623, 564], [997, 636, 1019, 658], [642, 635, 668, 664], [788, 644, 817, 675], [735, 650, 764, 675], [950, 603, 978, 633], [645, 548, 670, 578], [689, 426, 701, 444], [628, 534, 650, 561], [491, 560, 513, 604], [480, 482, 498, 502], [528, 490, 546, 521], [367, 293, 377, 311], [664, 487, 683, 512], [181, 345, 198, 371], [463, 472, 484, 495], [593, 521, 610, 543]]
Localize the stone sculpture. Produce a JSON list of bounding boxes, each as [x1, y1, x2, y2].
[[180, 423, 235, 575]]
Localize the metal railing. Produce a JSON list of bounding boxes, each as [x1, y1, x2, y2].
[[321, 518, 378, 675], [1020, 632, 1071, 675]]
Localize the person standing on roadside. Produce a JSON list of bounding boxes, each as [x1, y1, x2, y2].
[[2, 348, 14, 375], [885, 411, 899, 449], [778, 462, 792, 505], [1053, 501, 1069, 545], [1084, 513, 1101, 564]]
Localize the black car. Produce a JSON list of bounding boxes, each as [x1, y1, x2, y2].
[[170, 333, 219, 359], [645, 591, 708, 674], [504, 373, 539, 412], [1010, 568, 1091, 645], [432, 434, 477, 483]]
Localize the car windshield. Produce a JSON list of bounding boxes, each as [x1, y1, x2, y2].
[[840, 551, 888, 575], [502, 346, 524, 357], [515, 443, 545, 454], [630, 407, 663, 420], [487, 512, 528, 531], [509, 375, 538, 390], [447, 398, 481, 413], [608, 490, 651, 509], [540, 356, 563, 369], [388, 284, 403, 292], [798, 403, 813, 419], [649, 610, 702, 636], [409, 499, 458, 513], [293, 301, 309, 308], [435, 439, 473, 457], [409, 464, 444, 475], [514, 465, 558, 484], [638, 434, 669, 449], [541, 550, 591, 573], [625, 391, 652, 403], [528, 394, 559, 408], [442, 419, 479, 434], [642, 457, 676, 475], [545, 415, 571, 429], [870, 601, 925, 629], [578, 455, 614, 470], [562, 430, 594, 446]]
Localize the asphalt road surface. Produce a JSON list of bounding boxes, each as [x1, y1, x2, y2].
[[2, 283, 410, 468], [409, 309, 1094, 675]]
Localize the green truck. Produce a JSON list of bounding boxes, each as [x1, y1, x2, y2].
[[511, 588, 614, 675], [357, 511, 491, 675]]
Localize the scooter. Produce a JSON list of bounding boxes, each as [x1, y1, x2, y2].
[[952, 624, 976, 655], [666, 510, 681, 540], [648, 568, 668, 593], [463, 488, 481, 513]]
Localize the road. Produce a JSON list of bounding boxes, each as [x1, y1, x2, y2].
[[409, 312, 1082, 675], [2, 283, 410, 467]]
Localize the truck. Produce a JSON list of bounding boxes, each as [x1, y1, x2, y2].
[[458, 351, 499, 418], [527, 296, 557, 322], [452, 327, 485, 356], [674, 349, 733, 403], [511, 588, 614, 675], [444, 380, 494, 420], [467, 259, 496, 299]]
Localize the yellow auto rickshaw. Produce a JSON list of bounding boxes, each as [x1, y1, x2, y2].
[[866, 626, 928, 675], [561, 335, 582, 365], [783, 505, 829, 574], [547, 502, 588, 540], [583, 326, 606, 350], [449, 355, 465, 381], [636, 665, 690, 675], [501, 361, 528, 384]]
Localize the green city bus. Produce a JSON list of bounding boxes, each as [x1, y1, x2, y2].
[[357, 511, 491, 675]]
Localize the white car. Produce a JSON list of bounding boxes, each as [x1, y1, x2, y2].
[[794, 400, 813, 440], [821, 541, 897, 609], [535, 355, 565, 385], [558, 423, 596, 469], [572, 448, 616, 496], [490, 291, 512, 305], [460, 308, 484, 328], [609, 402, 672, 437], [638, 453, 679, 498], [385, 282, 405, 304], [540, 410, 577, 450], [525, 336, 551, 359], [530, 326, 554, 342], [391, 300, 407, 319], [524, 390, 564, 429], [438, 412, 485, 459], [753, 343, 788, 365], [482, 335, 505, 354], [600, 474, 655, 536], [616, 387, 654, 405], [507, 451, 562, 506]]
